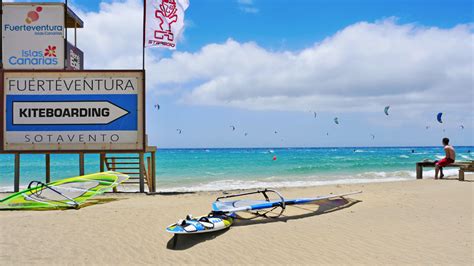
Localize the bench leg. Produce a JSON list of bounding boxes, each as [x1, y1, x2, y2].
[[416, 164, 423, 179], [459, 170, 464, 181]]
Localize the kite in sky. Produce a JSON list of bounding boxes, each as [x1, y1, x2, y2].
[[437, 112, 443, 123]]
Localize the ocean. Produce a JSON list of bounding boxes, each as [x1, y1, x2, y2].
[[0, 146, 472, 192]]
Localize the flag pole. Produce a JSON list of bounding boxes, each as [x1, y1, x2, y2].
[[64, 0, 68, 70], [142, 0, 146, 70]]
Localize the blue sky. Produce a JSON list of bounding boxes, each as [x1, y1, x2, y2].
[[15, 0, 474, 148], [70, 0, 472, 52]]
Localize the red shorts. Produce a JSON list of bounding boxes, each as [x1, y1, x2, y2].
[[436, 158, 454, 167]]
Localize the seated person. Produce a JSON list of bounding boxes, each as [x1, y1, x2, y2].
[[435, 137, 456, 179]]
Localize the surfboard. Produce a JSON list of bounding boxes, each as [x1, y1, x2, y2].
[[166, 213, 233, 234]]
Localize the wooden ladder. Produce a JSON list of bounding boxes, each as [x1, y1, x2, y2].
[[104, 155, 153, 192]]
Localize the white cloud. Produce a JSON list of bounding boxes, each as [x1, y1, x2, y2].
[[237, 0, 254, 4], [66, 2, 472, 115], [72, 0, 145, 69], [240, 7, 259, 14], [236, 0, 259, 13], [152, 19, 473, 113]]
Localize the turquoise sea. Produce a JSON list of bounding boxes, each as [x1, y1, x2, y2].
[[0, 146, 473, 192]]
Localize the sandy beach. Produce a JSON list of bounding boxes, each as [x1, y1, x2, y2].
[[1, 177, 473, 265]]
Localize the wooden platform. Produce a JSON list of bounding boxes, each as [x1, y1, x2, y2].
[[2, 146, 157, 193]]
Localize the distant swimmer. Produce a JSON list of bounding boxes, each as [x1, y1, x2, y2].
[[411, 149, 415, 153], [435, 137, 456, 179]]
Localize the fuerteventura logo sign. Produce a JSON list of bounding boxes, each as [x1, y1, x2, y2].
[[2, 3, 65, 69]]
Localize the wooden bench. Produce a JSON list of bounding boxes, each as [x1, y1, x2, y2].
[[416, 161, 473, 181]]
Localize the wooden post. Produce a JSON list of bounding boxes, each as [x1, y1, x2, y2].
[[147, 156, 152, 191], [111, 157, 117, 192], [139, 152, 145, 193], [458, 169, 464, 181], [111, 157, 115, 171], [99, 153, 105, 172], [79, 153, 85, 176], [151, 151, 156, 192], [45, 154, 51, 183], [416, 163, 423, 179], [14, 153, 20, 192]]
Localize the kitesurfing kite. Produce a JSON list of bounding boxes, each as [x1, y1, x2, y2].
[[0, 172, 128, 210], [154, 104, 160, 110], [274, 131, 278, 134], [370, 134, 375, 140], [313, 112, 317, 118], [460, 125, 464, 129], [437, 112, 443, 123], [334, 117, 339, 125], [244, 132, 248, 136], [176, 129, 182, 134], [425, 126, 430, 130], [384, 106, 390, 116], [166, 189, 362, 236], [230, 126, 236, 131]]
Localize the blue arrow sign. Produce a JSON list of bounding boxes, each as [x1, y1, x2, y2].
[[6, 94, 138, 131]]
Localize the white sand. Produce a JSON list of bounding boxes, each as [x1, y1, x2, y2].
[[1, 176, 473, 265]]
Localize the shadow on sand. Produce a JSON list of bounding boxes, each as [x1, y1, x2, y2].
[[167, 197, 361, 250], [79, 197, 126, 208], [439, 177, 473, 182]]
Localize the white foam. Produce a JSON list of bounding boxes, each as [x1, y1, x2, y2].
[[459, 154, 473, 160], [157, 177, 410, 193], [0, 185, 12, 193], [156, 168, 464, 193], [1, 169, 462, 194]]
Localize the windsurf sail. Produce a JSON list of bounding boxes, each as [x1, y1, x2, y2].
[[0, 171, 129, 210], [212, 189, 362, 215]]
